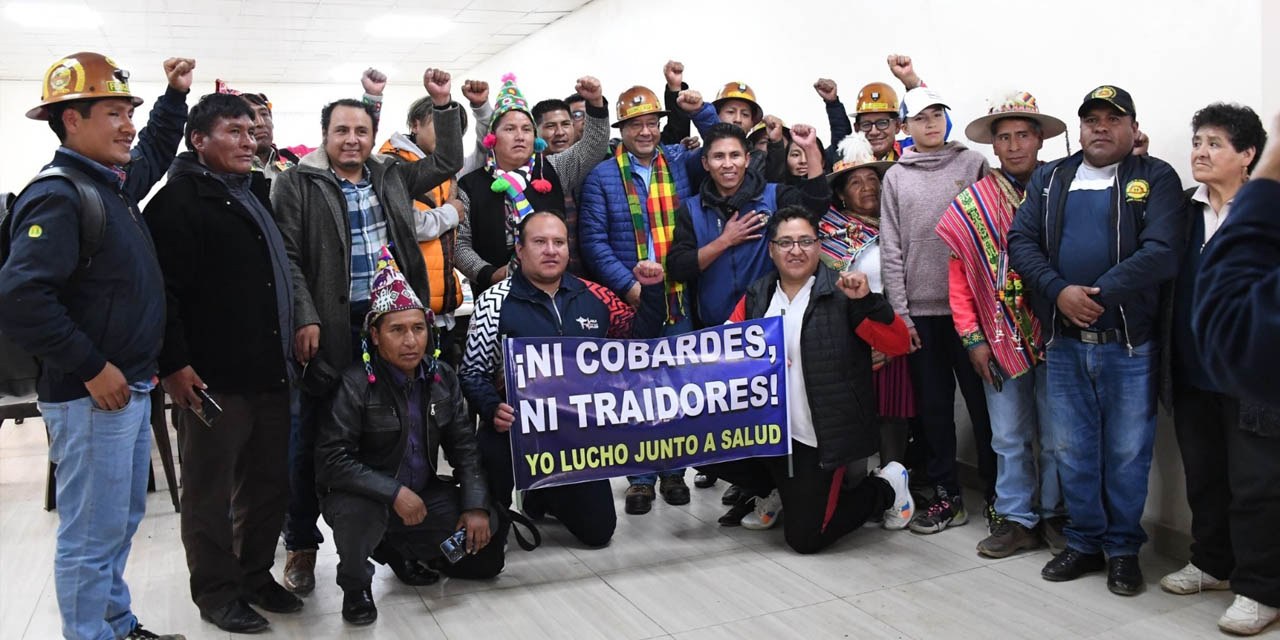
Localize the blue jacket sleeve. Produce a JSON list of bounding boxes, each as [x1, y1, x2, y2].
[[1092, 162, 1186, 307], [690, 102, 719, 139], [826, 98, 852, 154], [1008, 165, 1071, 307], [0, 187, 107, 381], [123, 87, 188, 203], [578, 167, 637, 294], [1193, 178, 1280, 407]]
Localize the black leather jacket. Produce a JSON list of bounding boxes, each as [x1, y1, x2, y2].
[[316, 355, 488, 511]]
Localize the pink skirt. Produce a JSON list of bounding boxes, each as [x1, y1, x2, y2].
[[873, 356, 915, 418]]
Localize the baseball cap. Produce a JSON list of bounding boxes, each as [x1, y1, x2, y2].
[[900, 86, 949, 119], [1078, 85, 1136, 118]]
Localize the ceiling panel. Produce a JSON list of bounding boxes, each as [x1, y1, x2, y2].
[[0, 0, 590, 83]]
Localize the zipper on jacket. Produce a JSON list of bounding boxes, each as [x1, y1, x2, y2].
[[1111, 178, 1134, 356], [1043, 166, 1061, 348]]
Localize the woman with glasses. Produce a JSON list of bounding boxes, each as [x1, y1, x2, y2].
[[818, 133, 916, 468]]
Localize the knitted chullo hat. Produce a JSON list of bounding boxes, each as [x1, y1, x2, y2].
[[482, 72, 547, 154], [361, 245, 433, 383]]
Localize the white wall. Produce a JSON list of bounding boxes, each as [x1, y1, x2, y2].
[[462, 0, 1276, 546]]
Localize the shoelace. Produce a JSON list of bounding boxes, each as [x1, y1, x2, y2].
[[989, 517, 1015, 536], [924, 497, 952, 518]]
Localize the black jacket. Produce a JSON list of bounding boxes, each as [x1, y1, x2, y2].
[[317, 356, 488, 510], [737, 266, 900, 469], [457, 154, 566, 291], [0, 88, 188, 402], [1008, 150, 1185, 348], [144, 154, 290, 392]]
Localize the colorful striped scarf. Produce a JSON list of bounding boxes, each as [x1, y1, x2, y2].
[[617, 145, 684, 323], [818, 207, 879, 272], [936, 170, 1043, 378], [486, 152, 537, 247]]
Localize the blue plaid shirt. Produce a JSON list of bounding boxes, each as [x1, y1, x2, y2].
[[337, 166, 388, 303]]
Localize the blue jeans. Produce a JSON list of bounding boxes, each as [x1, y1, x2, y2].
[[628, 316, 693, 486], [1046, 338, 1157, 557], [283, 389, 324, 551], [40, 383, 154, 640], [984, 362, 1065, 528]]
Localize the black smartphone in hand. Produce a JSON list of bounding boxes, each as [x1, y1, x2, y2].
[[987, 360, 1006, 393], [193, 388, 223, 428]]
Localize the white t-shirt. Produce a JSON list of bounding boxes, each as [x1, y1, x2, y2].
[[764, 276, 817, 447]]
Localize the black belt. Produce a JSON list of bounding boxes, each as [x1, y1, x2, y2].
[[1060, 325, 1125, 345]]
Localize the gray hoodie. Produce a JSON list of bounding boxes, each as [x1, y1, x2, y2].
[[879, 141, 989, 325]]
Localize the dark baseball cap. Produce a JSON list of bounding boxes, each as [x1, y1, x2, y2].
[[1078, 85, 1136, 118]]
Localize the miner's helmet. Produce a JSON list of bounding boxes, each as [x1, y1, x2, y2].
[[27, 52, 144, 121]]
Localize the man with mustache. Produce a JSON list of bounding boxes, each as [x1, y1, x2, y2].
[[0, 52, 193, 640], [1009, 85, 1185, 597]]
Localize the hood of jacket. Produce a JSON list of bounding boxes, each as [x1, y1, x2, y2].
[[698, 159, 766, 212], [380, 132, 425, 161], [894, 140, 973, 171]]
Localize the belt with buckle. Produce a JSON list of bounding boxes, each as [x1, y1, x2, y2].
[[1060, 325, 1124, 345]]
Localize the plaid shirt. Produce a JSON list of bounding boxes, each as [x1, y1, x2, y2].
[[337, 166, 388, 303]]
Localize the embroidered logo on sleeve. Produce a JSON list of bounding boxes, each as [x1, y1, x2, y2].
[[1124, 179, 1150, 203]]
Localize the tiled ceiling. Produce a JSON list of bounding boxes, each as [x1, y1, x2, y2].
[[0, 0, 590, 83]]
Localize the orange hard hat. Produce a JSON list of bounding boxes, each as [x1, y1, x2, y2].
[[614, 86, 667, 127], [27, 52, 143, 121], [713, 81, 763, 122], [854, 82, 899, 116]]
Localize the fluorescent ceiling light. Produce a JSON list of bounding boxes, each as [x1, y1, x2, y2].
[[331, 63, 398, 83], [5, 2, 102, 29], [365, 15, 453, 38]]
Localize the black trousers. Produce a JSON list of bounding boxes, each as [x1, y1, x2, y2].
[[1175, 384, 1280, 606], [321, 483, 505, 592], [175, 390, 290, 613], [908, 315, 996, 499], [699, 441, 894, 554], [477, 425, 616, 547]]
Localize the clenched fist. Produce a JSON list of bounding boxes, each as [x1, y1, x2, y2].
[[575, 76, 604, 107], [663, 60, 685, 91], [676, 89, 703, 114], [633, 260, 665, 286], [163, 57, 196, 92], [813, 78, 838, 102], [423, 68, 452, 106], [837, 270, 871, 299], [461, 79, 489, 107]]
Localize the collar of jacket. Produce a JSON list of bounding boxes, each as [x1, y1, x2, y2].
[[508, 266, 585, 304], [169, 151, 270, 201], [698, 161, 766, 213], [53, 147, 125, 191], [296, 147, 395, 185], [748, 264, 839, 310]]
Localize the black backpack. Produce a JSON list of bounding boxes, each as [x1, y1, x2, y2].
[[0, 166, 107, 399]]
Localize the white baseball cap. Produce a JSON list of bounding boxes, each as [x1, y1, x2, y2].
[[900, 86, 949, 119]]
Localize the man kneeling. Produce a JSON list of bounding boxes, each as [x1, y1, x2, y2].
[[317, 247, 503, 626], [699, 206, 916, 553]]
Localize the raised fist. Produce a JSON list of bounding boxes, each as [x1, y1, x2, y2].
[[663, 60, 684, 91], [163, 57, 196, 92], [886, 54, 921, 89], [362, 67, 387, 96], [633, 260, 665, 286], [764, 115, 786, 142], [424, 68, 452, 106], [790, 123, 817, 148], [838, 270, 870, 299], [575, 76, 603, 106], [676, 89, 703, 114], [461, 79, 489, 107], [813, 78, 838, 102]]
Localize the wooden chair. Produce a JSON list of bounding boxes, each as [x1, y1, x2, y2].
[[0, 388, 181, 512]]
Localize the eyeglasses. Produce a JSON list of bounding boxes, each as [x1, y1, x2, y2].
[[771, 237, 817, 250], [570, 110, 586, 120], [856, 118, 895, 132]]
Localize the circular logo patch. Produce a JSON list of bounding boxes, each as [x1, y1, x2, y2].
[[1125, 179, 1150, 202], [27, 224, 43, 238], [1093, 86, 1117, 99], [49, 66, 72, 92]]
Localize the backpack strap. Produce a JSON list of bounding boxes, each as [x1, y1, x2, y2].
[[5, 166, 108, 270]]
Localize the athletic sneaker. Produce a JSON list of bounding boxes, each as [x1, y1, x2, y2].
[[876, 462, 914, 530], [1160, 562, 1231, 595], [740, 490, 782, 530], [1219, 595, 1279, 636], [718, 494, 755, 527], [908, 487, 968, 534]]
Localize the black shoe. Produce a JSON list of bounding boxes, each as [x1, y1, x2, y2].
[[1041, 548, 1106, 582], [245, 580, 303, 613], [625, 483, 655, 515], [372, 544, 441, 586], [718, 494, 755, 526], [1107, 555, 1144, 596], [721, 484, 746, 506], [124, 623, 186, 639], [201, 598, 269, 633], [659, 476, 691, 505], [694, 473, 717, 488], [342, 588, 377, 626]]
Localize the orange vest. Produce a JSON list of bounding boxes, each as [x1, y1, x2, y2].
[[378, 138, 464, 314]]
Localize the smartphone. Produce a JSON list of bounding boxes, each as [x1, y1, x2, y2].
[[987, 360, 1006, 393], [193, 388, 223, 428], [439, 527, 468, 564]]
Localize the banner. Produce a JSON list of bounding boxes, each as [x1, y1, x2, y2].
[[503, 317, 790, 490]]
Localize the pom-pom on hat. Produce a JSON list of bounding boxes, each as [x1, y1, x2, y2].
[[490, 72, 535, 130]]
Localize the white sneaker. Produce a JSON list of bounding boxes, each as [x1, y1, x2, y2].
[[1159, 562, 1230, 594], [1218, 595, 1279, 636], [876, 461, 914, 530], [740, 490, 782, 530]]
